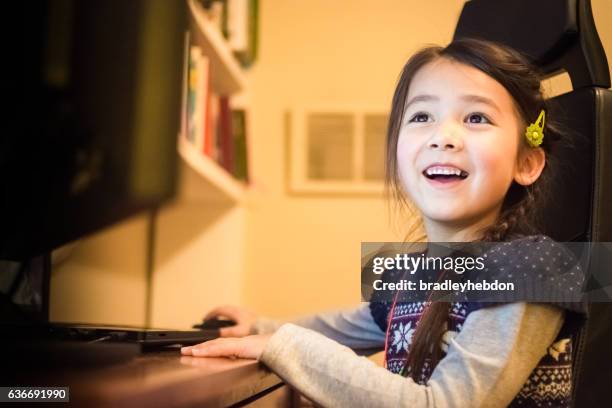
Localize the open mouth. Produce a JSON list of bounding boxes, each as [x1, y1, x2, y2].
[[422, 166, 469, 183]]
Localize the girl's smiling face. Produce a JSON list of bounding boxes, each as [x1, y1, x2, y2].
[[397, 58, 537, 239]]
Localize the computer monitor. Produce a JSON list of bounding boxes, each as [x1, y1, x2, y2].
[[1, 0, 186, 259], [0, 1, 187, 322]]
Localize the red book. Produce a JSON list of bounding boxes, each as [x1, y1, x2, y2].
[[203, 70, 213, 157], [218, 96, 234, 172], [206, 93, 220, 160]]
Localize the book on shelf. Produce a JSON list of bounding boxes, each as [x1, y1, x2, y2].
[[186, 46, 198, 144], [218, 96, 234, 173], [186, 45, 211, 153], [206, 92, 219, 159], [227, 0, 258, 68], [180, 31, 191, 141], [204, 90, 212, 157], [231, 108, 249, 182], [204, 94, 249, 183]]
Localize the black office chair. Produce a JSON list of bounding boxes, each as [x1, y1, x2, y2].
[[453, 0, 611, 406]]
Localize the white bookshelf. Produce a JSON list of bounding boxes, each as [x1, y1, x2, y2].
[[177, 0, 250, 203], [177, 136, 246, 204], [150, 0, 250, 329]]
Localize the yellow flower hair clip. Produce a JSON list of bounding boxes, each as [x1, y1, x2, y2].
[[525, 109, 545, 147]]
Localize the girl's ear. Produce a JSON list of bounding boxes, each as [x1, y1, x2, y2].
[[514, 147, 546, 186]]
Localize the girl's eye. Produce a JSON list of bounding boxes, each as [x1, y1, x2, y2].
[[466, 113, 491, 124], [408, 112, 430, 123]]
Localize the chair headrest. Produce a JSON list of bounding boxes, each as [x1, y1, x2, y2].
[[453, 0, 610, 89]]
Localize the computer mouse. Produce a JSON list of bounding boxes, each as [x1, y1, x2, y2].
[[192, 317, 237, 330]]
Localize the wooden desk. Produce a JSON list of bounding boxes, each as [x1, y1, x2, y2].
[[5, 338, 383, 407], [15, 349, 294, 407]]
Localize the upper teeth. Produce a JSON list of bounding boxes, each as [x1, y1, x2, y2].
[[426, 166, 464, 176]]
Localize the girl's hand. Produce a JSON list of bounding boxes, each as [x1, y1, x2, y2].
[[203, 304, 258, 337], [181, 334, 272, 360]]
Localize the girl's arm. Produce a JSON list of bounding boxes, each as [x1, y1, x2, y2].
[[253, 303, 385, 350], [202, 303, 385, 349], [258, 302, 564, 408]]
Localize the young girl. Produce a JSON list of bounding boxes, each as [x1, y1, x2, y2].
[[181, 38, 587, 407]]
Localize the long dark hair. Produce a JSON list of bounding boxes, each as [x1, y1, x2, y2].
[[384, 37, 566, 381]]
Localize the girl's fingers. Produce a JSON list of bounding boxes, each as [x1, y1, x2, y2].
[[190, 338, 245, 358], [181, 334, 270, 360]]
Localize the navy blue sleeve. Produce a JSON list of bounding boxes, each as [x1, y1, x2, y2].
[[369, 300, 391, 333], [467, 234, 588, 316]]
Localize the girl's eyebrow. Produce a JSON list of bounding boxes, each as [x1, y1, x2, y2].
[[460, 94, 501, 113], [404, 94, 501, 114], [404, 94, 439, 111]]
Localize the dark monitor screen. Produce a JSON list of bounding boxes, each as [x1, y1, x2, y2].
[[1, 0, 187, 260]]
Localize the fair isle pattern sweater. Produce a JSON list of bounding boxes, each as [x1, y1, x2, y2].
[[370, 235, 587, 408], [377, 301, 576, 407]]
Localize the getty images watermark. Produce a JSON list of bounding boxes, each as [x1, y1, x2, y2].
[[361, 239, 612, 306]]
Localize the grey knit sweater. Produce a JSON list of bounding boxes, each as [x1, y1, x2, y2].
[[255, 302, 564, 407]]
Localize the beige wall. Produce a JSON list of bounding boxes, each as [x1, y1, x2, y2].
[[50, 0, 612, 325], [595, 0, 612, 55], [50, 214, 149, 326], [151, 202, 245, 329]]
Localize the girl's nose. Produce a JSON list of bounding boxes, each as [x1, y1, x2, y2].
[[428, 127, 463, 151], [428, 140, 459, 150]]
